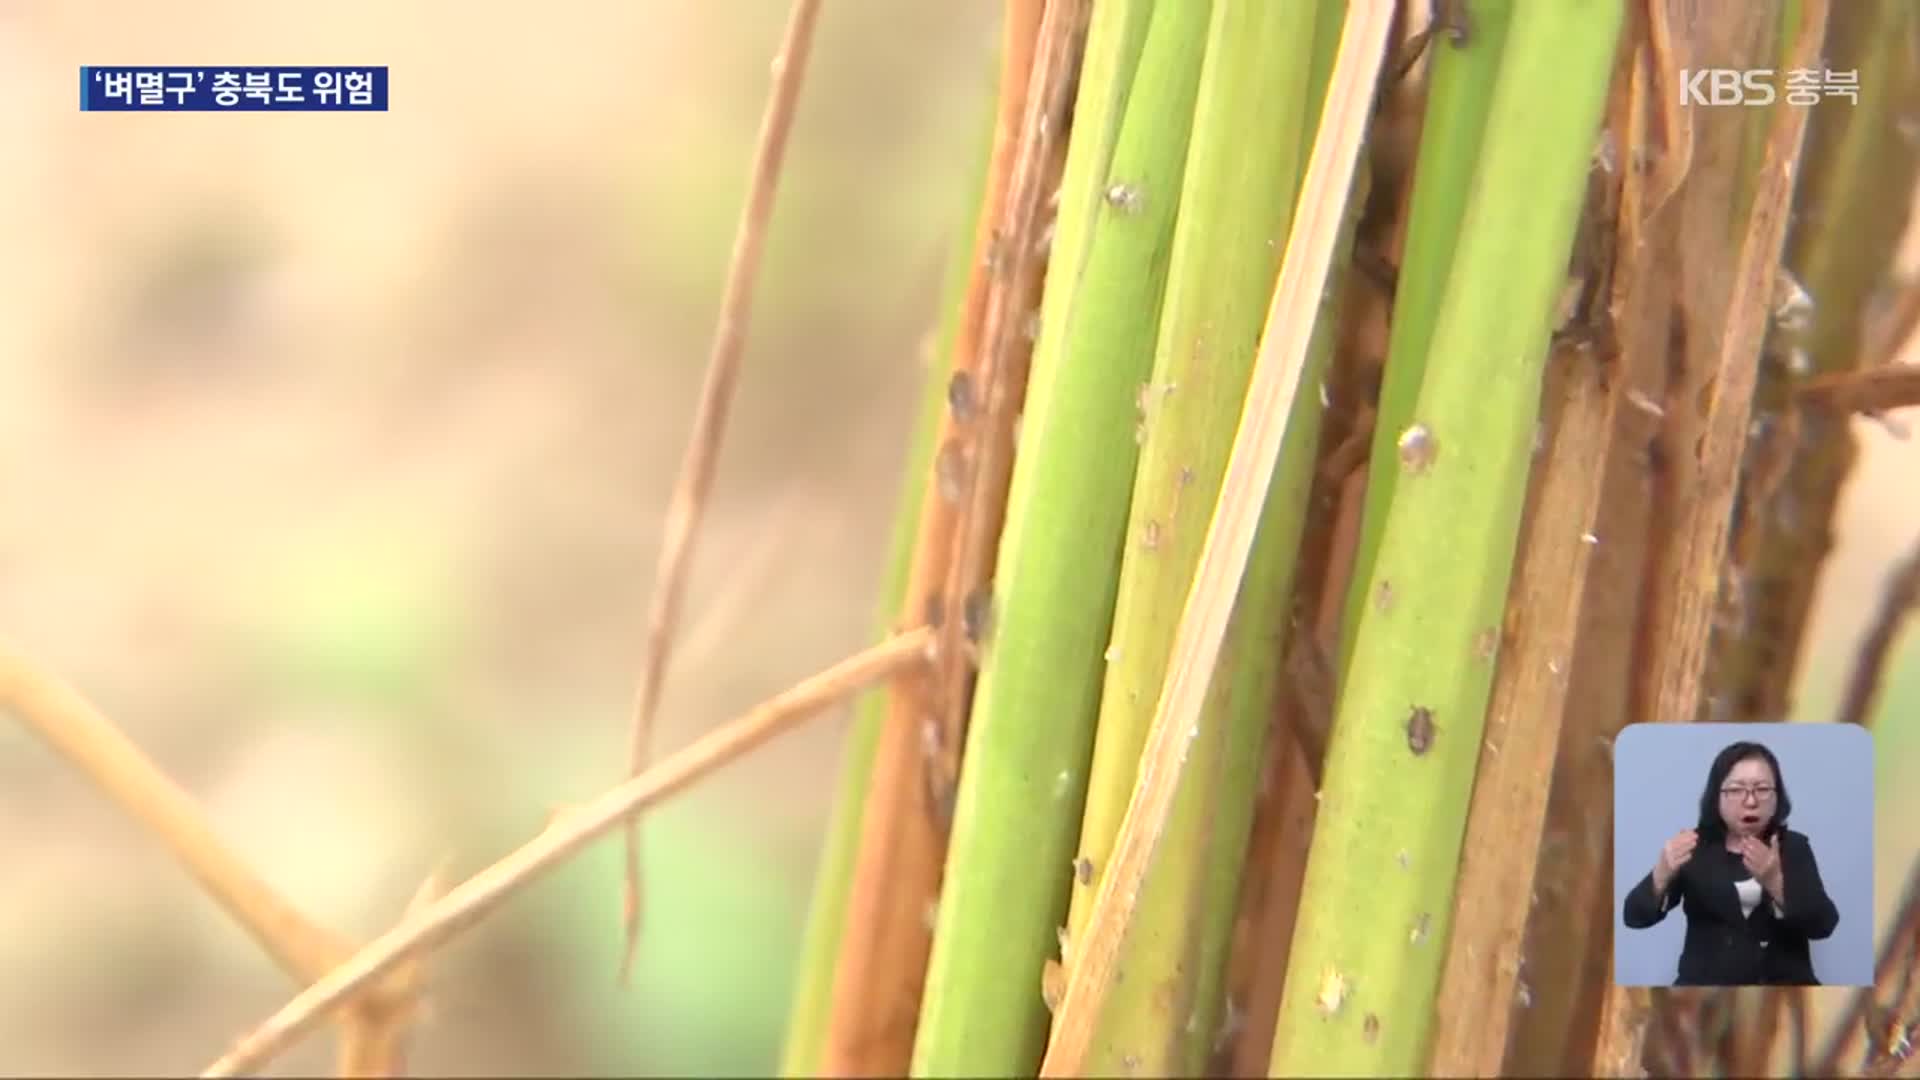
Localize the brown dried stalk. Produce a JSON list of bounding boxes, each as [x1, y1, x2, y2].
[[1037, 3, 1396, 1073], [203, 628, 930, 1078], [927, 0, 1078, 800], [1641, 0, 1691, 220], [1709, 0, 1920, 728], [1430, 292, 1627, 1075], [1637, 0, 1824, 736], [813, 2, 1051, 1072], [1501, 13, 1675, 1072], [1834, 528, 1920, 728], [619, 0, 823, 979], [1592, 3, 1829, 1073], [1797, 364, 1920, 417], [1788, 986, 1811, 1077]]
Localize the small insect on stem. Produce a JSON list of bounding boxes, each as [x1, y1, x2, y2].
[[1436, 0, 1471, 46], [961, 587, 994, 652], [934, 438, 972, 504], [1316, 968, 1351, 1016], [1103, 182, 1144, 215], [1406, 705, 1436, 755], [1397, 423, 1438, 473], [947, 370, 978, 424]]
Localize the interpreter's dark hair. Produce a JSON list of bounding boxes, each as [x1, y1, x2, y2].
[[1695, 741, 1792, 845]]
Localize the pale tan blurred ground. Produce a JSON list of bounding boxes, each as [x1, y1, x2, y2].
[[0, 4, 1915, 1076], [0, 3, 996, 1074]]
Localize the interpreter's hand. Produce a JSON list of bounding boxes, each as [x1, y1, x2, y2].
[[1741, 832, 1783, 897], [1653, 828, 1697, 894]]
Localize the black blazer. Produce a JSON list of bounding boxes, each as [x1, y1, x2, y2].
[[1622, 827, 1839, 986]]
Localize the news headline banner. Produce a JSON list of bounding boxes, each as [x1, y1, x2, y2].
[[80, 67, 389, 111]]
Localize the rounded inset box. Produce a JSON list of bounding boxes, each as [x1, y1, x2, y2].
[[1613, 722, 1874, 987]]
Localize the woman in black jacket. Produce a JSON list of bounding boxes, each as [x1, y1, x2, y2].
[[1621, 740, 1840, 986]]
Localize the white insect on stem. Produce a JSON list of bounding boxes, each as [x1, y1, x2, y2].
[[1104, 181, 1145, 214]]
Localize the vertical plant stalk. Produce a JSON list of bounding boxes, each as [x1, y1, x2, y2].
[[1625, 0, 1808, 731], [619, 0, 823, 977], [1182, 159, 1360, 1080], [909, 0, 1196, 1073], [1040, 2, 1396, 1073], [926, 0, 1087, 809], [813, 3, 1047, 1072], [1334, 0, 1516, 680], [1709, 0, 1920, 724], [1509, 9, 1689, 1073], [1591, 4, 1829, 1075], [1596, 6, 1794, 1069], [1834, 530, 1920, 729], [1215, 12, 1404, 1070], [778, 91, 994, 1073], [1266, 2, 1622, 1075], [1428, 167, 1632, 1077], [1050, 0, 1337, 1072], [1502, 23, 1684, 1073]]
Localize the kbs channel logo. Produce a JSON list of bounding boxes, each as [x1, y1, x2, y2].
[[1679, 67, 1858, 107]]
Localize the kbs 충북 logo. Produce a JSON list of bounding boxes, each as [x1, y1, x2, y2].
[[1678, 67, 1858, 107]]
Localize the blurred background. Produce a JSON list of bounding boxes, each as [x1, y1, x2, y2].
[[0, 3, 1913, 1075]]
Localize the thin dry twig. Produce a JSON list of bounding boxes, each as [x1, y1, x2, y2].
[[204, 627, 930, 1078], [619, 0, 824, 980], [1036, 3, 1396, 1073], [0, 646, 431, 1076], [334, 869, 450, 1078], [1796, 364, 1920, 417], [0, 646, 355, 984], [1834, 528, 1920, 728]]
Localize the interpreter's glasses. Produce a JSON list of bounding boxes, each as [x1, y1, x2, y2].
[[1720, 785, 1776, 803]]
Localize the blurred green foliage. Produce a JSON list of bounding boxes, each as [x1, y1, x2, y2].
[[238, 530, 463, 709]]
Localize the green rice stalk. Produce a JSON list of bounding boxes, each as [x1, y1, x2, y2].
[[1336, 0, 1515, 679], [1055, 0, 1339, 1073], [1266, 2, 1623, 1074], [906, 1, 1200, 1073]]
